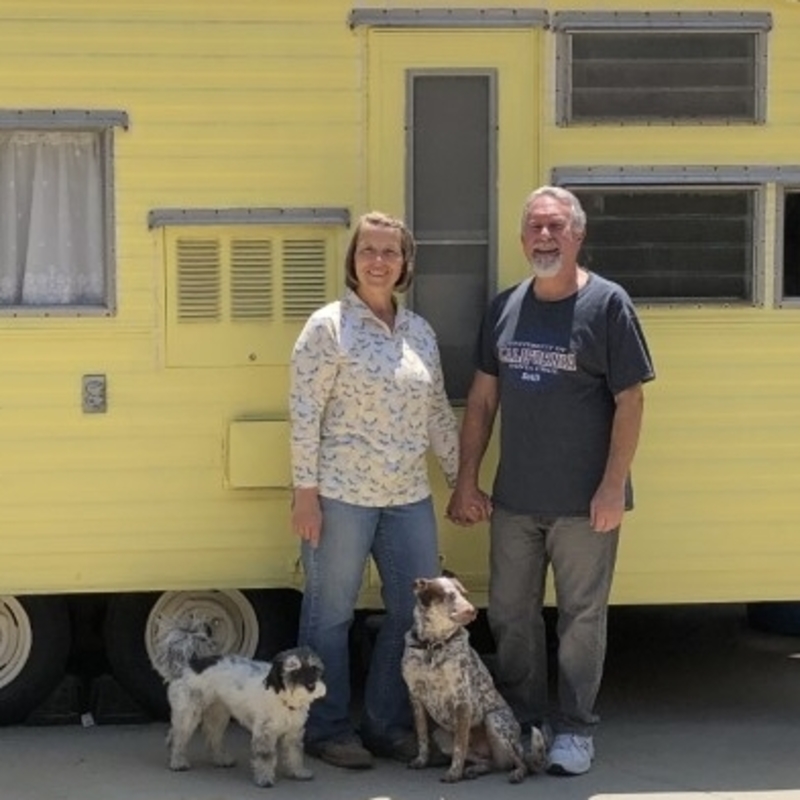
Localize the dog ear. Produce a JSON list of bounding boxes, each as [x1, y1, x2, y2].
[[441, 568, 458, 579], [442, 568, 469, 595], [413, 578, 427, 593], [416, 582, 437, 608], [264, 652, 286, 694]]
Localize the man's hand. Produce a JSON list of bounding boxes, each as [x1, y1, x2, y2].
[[589, 481, 625, 533]]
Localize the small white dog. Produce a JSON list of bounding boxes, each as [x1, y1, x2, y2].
[[150, 613, 326, 788]]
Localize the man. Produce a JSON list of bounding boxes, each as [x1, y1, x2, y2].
[[447, 186, 655, 776]]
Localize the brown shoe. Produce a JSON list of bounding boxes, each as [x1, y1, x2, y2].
[[306, 735, 374, 770]]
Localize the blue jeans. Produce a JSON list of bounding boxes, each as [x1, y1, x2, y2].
[[298, 495, 440, 745], [488, 508, 619, 736]]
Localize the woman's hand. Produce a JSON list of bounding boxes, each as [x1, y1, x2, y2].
[[292, 487, 323, 548], [446, 483, 492, 526]]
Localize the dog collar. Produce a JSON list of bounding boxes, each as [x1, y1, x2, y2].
[[408, 628, 462, 651]]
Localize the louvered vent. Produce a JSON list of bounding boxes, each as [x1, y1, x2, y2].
[[231, 238, 273, 321], [176, 239, 221, 322], [282, 239, 327, 320]]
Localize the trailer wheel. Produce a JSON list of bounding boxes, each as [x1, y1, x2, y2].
[[0, 595, 71, 725], [104, 589, 301, 719]]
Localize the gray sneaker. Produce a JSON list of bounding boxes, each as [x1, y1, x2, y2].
[[547, 734, 594, 776]]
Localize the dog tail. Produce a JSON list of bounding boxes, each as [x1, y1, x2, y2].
[[526, 726, 548, 774], [149, 612, 217, 683]]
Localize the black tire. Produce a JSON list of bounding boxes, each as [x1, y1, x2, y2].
[[0, 595, 71, 725], [746, 601, 800, 636], [104, 588, 301, 719]]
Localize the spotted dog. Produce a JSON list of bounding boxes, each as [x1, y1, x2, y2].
[[401, 576, 546, 783], [150, 613, 325, 788]]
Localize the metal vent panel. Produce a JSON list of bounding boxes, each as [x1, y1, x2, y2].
[[231, 238, 273, 321], [282, 239, 327, 321], [176, 239, 221, 322]]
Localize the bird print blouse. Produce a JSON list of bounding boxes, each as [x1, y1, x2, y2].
[[290, 289, 459, 506]]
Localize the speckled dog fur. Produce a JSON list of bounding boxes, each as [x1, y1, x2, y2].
[[401, 576, 546, 783]]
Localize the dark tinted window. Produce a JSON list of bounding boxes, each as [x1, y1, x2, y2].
[[567, 32, 759, 122], [783, 192, 800, 299], [574, 189, 755, 301]]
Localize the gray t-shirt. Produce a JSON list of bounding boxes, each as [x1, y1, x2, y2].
[[476, 273, 655, 516]]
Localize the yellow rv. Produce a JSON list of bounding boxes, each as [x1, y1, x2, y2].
[[1, 0, 799, 723]]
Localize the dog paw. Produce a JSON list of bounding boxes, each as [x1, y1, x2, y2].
[[289, 768, 314, 781], [440, 768, 464, 783], [408, 755, 428, 770], [507, 766, 527, 784], [526, 727, 548, 774], [212, 754, 236, 768], [463, 763, 492, 781], [168, 755, 191, 771], [252, 773, 276, 788]]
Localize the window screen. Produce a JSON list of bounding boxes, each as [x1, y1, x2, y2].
[[408, 73, 494, 400], [562, 31, 762, 124], [573, 188, 756, 302]]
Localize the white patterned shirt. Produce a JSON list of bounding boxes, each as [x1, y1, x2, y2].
[[290, 290, 459, 506]]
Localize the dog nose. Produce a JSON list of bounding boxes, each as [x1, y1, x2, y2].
[[453, 607, 477, 624]]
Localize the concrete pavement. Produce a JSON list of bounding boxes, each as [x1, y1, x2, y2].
[[1, 603, 799, 800]]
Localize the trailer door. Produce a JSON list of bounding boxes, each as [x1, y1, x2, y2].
[[362, 25, 540, 599], [366, 28, 540, 401]]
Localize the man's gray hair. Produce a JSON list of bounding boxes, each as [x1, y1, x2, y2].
[[520, 186, 587, 235]]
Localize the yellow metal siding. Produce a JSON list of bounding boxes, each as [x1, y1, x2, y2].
[[1, 0, 799, 607], [619, 309, 800, 602], [0, 0, 357, 594], [227, 420, 291, 489], [529, 0, 800, 602]]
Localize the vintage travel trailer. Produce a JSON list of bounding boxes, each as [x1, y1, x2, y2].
[[1, 0, 799, 723]]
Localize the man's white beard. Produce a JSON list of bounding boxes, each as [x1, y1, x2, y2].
[[528, 251, 563, 278]]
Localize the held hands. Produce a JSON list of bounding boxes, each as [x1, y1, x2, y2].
[[446, 483, 493, 527], [291, 488, 323, 548], [447, 476, 625, 531]]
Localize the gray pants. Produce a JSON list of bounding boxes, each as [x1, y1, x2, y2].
[[488, 507, 619, 736]]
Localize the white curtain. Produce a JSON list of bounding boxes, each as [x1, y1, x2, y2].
[[0, 130, 105, 306]]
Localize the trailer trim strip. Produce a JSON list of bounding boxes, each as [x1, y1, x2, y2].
[[148, 207, 351, 229], [348, 7, 548, 28]]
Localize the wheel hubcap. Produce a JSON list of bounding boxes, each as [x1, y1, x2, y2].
[[0, 597, 33, 689], [144, 590, 259, 665]]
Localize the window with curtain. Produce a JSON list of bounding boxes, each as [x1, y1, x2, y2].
[[0, 130, 107, 309]]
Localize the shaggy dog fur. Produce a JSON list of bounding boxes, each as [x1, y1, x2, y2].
[[401, 576, 546, 784], [150, 613, 325, 787]]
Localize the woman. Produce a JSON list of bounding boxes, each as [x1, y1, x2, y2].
[[290, 211, 458, 769]]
